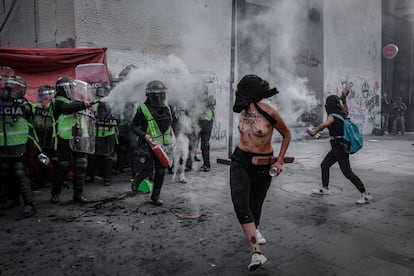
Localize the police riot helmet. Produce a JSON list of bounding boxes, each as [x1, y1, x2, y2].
[[38, 85, 56, 104], [145, 80, 167, 107], [95, 84, 110, 98], [55, 76, 75, 99], [5, 75, 26, 99]]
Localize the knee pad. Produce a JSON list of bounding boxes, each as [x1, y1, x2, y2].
[[0, 163, 10, 177], [14, 162, 26, 179], [58, 160, 71, 174], [74, 157, 88, 171]]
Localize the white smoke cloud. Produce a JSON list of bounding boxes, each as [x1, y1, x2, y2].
[[236, 0, 319, 127]]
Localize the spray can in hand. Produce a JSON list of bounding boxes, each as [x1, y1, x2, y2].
[[148, 140, 171, 168], [269, 167, 278, 177], [306, 127, 321, 139]]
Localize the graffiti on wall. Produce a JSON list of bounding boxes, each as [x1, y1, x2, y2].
[[294, 48, 321, 68], [328, 79, 381, 134]]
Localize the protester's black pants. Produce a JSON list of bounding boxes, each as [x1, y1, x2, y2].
[[230, 147, 273, 226], [321, 140, 366, 193], [198, 120, 213, 168]]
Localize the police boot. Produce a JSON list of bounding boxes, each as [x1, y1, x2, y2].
[[0, 198, 20, 210], [103, 179, 112, 186], [73, 187, 88, 203], [22, 204, 36, 218], [50, 194, 60, 204], [201, 145, 211, 171], [51, 160, 70, 204], [102, 158, 112, 186], [150, 189, 163, 206]]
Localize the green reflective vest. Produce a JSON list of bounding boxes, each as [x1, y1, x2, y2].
[[140, 103, 172, 146], [56, 96, 90, 140], [0, 105, 29, 146], [199, 107, 214, 121], [94, 104, 117, 138], [32, 102, 58, 149]]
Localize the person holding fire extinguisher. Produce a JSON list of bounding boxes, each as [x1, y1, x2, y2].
[[130, 80, 177, 206]]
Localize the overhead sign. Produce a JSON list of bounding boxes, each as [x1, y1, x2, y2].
[[383, 44, 399, 59]]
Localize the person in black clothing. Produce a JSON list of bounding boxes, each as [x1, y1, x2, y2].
[[391, 96, 407, 135], [86, 85, 118, 186], [308, 90, 373, 204], [0, 75, 37, 217], [50, 77, 93, 204], [32, 85, 57, 188], [381, 92, 392, 134], [196, 89, 216, 172], [130, 80, 177, 206]]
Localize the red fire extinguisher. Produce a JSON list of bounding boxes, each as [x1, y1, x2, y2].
[[148, 141, 171, 168]]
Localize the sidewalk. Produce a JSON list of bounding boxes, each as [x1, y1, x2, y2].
[[0, 134, 413, 276]]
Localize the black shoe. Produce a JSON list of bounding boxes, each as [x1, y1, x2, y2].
[[150, 196, 163, 206], [50, 195, 60, 204], [22, 204, 36, 218], [0, 199, 20, 210], [73, 195, 88, 203], [194, 156, 201, 162], [104, 180, 112, 186], [200, 165, 210, 172]]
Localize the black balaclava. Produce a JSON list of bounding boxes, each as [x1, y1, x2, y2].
[[325, 95, 348, 117], [233, 74, 278, 113]]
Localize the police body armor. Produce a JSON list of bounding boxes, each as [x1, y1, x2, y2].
[[0, 102, 30, 157], [57, 80, 96, 154], [32, 103, 56, 151], [94, 102, 117, 156]]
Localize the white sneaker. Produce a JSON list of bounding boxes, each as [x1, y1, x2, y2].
[[178, 175, 187, 183], [356, 194, 373, 204], [312, 187, 329, 195], [248, 252, 267, 271], [256, 229, 266, 245]]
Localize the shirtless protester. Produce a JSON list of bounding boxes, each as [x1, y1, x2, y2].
[[230, 74, 291, 271]]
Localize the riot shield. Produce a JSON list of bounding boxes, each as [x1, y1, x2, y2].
[[69, 80, 96, 154]]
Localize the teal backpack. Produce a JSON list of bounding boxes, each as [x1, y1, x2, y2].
[[330, 113, 363, 154]]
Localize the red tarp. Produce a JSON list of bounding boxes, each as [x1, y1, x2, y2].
[[0, 47, 108, 102]]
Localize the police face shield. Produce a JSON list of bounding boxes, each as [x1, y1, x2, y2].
[[148, 91, 166, 107], [95, 87, 109, 99], [56, 81, 74, 99], [38, 88, 55, 104]]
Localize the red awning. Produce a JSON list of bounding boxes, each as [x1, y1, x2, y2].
[[0, 47, 108, 102]]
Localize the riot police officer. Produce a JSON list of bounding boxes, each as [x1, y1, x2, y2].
[[197, 89, 216, 172], [32, 85, 56, 188], [87, 85, 118, 186], [50, 77, 93, 204], [130, 80, 177, 206], [0, 75, 36, 217]]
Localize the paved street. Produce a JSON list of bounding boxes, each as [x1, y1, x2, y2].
[[1, 134, 413, 276]]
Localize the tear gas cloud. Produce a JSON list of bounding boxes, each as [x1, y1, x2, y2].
[[102, 55, 208, 123], [237, 0, 319, 127]]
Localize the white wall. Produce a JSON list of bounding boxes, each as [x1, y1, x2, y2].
[[324, 0, 382, 134]]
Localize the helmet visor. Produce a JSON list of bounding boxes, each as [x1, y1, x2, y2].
[[148, 92, 166, 107], [38, 89, 55, 104], [56, 81, 74, 98], [5, 78, 26, 98]]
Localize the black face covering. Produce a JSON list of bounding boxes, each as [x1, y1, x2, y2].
[[325, 95, 347, 116], [233, 74, 278, 113]]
